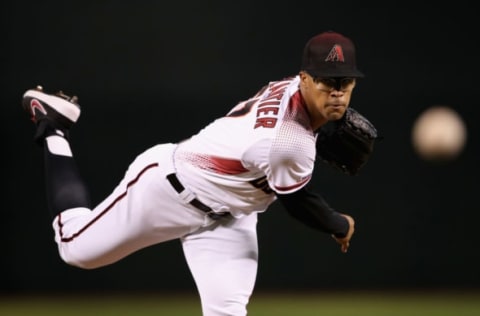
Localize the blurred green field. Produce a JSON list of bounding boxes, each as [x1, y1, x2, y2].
[[1, 290, 479, 315]]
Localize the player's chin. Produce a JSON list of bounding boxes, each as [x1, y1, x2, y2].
[[326, 105, 346, 120]]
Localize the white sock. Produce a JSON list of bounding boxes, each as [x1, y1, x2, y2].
[[45, 134, 73, 157]]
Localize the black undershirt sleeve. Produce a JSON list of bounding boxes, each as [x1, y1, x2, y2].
[[275, 184, 349, 238]]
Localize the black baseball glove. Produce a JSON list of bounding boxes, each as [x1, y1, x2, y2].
[[316, 107, 379, 176]]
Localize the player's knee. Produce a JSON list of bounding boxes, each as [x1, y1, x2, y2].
[[60, 256, 102, 270], [58, 248, 107, 270], [69, 260, 102, 270]]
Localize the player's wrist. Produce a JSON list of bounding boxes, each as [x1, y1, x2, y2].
[[331, 214, 350, 238]]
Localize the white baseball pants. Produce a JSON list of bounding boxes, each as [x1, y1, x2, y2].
[[52, 143, 259, 315]]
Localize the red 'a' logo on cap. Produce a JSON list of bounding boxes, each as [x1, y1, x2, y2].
[[325, 44, 345, 62]]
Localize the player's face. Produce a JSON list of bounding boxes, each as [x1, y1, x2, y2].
[[299, 71, 356, 129]]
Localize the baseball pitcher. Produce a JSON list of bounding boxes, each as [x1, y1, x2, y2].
[[20, 31, 378, 315]]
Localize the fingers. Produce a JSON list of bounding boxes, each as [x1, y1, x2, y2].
[[331, 234, 350, 253], [330, 214, 355, 253]]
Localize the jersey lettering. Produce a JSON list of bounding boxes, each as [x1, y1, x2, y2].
[[253, 81, 290, 129], [254, 117, 277, 128]]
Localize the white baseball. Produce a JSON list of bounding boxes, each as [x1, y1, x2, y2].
[[412, 106, 467, 160]]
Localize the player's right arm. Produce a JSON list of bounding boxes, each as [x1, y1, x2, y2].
[[275, 184, 355, 253]]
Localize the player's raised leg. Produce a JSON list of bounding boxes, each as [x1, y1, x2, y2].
[[181, 213, 259, 316], [21, 88, 210, 269], [22, 86, 91, 219], [53, 144, 207, 269]]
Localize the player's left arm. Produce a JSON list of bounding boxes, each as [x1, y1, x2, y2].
[[275, 183, 354, 253]]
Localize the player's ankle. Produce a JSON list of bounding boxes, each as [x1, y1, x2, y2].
[[34, 120, 68, 146]]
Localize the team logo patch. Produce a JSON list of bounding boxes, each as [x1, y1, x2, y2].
[[325, 44, 345, 62]]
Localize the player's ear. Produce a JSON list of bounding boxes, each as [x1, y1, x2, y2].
[[299, 71, 311, 86]]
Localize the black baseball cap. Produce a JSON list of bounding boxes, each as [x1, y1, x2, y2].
[[301, 31, 364, 78]]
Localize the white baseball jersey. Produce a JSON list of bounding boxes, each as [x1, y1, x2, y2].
[[174, 75, 317, 217]]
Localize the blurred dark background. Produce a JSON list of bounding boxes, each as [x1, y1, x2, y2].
[[2, 1, 479, 295]]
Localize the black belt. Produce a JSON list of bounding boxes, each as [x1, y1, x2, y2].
[[166, 173, 230, 220]]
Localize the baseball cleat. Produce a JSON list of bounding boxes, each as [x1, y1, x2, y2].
[[22, 85, 81, 130]]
